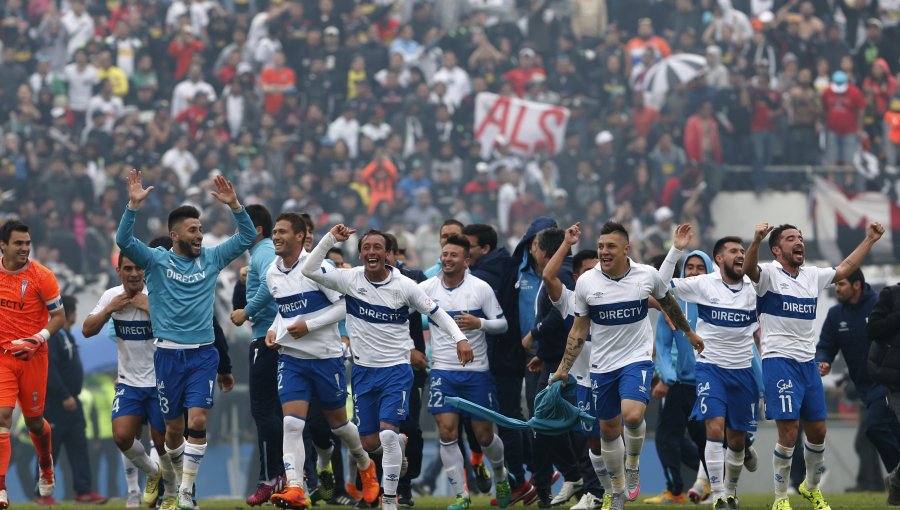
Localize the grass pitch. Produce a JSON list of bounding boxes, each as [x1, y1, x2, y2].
[[8, 492, 891, 510]]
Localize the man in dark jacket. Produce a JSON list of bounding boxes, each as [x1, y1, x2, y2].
[[817, 270, 900, 491], [43, 296, 108, 504], [525, 227, 581, 506], [867, 280, 900, 506], [463, 223, 536, 503]]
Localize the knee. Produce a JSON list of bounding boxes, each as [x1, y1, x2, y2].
[[361, 435, 380, 452], [805, 423, 827, 444], [475, 428, 494, 447], [706, 423, 725, 441], [24, 416, 46, 434], [438, 426, 458, 443], [599, 421, 621, 439], [379, 429, 399, 447], [187, 414, 207, 432], [113, 432, 133, 451], [621, 410, 643, 428], [777, 428, 799, 447], [727, 432, 746, 451]]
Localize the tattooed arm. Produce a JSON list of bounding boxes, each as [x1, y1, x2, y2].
[[549, 315, 591, 386], [656, 292, 705, 354]]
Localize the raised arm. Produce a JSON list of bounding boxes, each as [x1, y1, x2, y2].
[[833, 221, 884, 283], [115, 169, 156, 268], [659, 224, 693, 283], [301, 225, 356, 292], [543, 223, 579, 303], [656, 292, 704, 354], [208, 175, 257, 267], [743, 222, 774, 283]]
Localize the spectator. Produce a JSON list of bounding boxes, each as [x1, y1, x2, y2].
[[684, 101, 723, 166], [432, 52, 472, 109], [749, 74, 783, 189], [625, 18, 672, 67], [504, 48, 546, 98], [822, 70, 866, 165], [785, 68, 821, 165], [260, 51, 296, 115]]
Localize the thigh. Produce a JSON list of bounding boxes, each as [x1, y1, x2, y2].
[[278, 355, 312, 406], [351, 365, 382, 437], [377, 364, 414, 428], [154, 348, 187, 421], [722, 367, 760, 432], [575, 384, 600, 438], [183, 346, 220, 411], [249, 339, 279, 395], [591, 370, 622, 421], [798, 361, 827, 422], [144, 386, 167, 433], [692, 363, 727, 422], [0, 357, 20, 412], [309, 357, 348, 411], [617, 360, 653, 406], [18, 350, 48, 418], [763, 358, 803, 421]]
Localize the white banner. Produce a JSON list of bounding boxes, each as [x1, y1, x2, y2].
[[474, 92, 570, 160], [811, 176, 895, 263]]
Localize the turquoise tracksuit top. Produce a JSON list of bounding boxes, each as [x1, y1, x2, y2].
[[242, 238, 277, 338], [116, 207, 257, 344]]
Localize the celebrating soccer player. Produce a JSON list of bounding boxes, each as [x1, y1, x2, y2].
[[302, 224, 471, 510], [744, 221, 884, 510], [0, 220, 66, 508], [551, 221, 703, 510], [116, 169, 257, 510], [82, 254, 173, 506]]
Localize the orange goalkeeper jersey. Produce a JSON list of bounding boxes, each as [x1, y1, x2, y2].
[[0, 259, 62, 342]]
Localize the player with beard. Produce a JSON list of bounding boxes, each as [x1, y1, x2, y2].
[[116, 169, 256, 510], [660, 226, 760, 510], [302, 225, 470, 510], [550, 221, 703, 510], [419, 235, 511, 510], [83, 254, 173, 507], [0, 221, 66, 508], [744, 221, 884, 510]]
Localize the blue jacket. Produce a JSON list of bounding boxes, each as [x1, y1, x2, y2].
[[116, 207, 256, 344], [817, 284, 884, 403], [242, 238, 277, 339], [654, 250, 713, 385]]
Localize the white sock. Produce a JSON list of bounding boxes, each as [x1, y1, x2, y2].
[[283, 415, 307, 487], [482, 434, 507, 480], [803, 439, 826, 490], [380, 429, 402, 497], [623, 421, 645, 470], [773, 443, 794, 499], [150, 444, 161, 469], [725, 446, 744, 495], [705, 440, 725, 497], [589, 449, 613, 493], [315, 443, 334, 472], [696, 463, 709, 483], [166, 441, 185, 481], [122, 453, 140, 494], [600, 435, 626, 493], [158, 447, 177, 496], [440, 440, 468, 498], [332, 421, 372, 470], [124, 438, 159, 476], [180, 442, 207, 493]]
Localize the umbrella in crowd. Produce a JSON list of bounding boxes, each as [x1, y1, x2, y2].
[[642, 53, 709, 97]]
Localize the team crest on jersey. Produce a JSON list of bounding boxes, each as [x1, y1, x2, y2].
[[32, 392, 38, 404], [20, 280, 28, 299], [777, 379, 794, 394]]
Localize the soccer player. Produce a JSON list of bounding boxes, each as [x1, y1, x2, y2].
[[551, 221, 703, 510], [252, 212, 379, 509], [82, 254, 173, 506], [301, 224, 471, 510], [419, 234, 511, 510], [541, 224, 611, 510], [659, 226, 759, 509], [0, 220, 65, 508], [744, 221, 884, 510], [229, 205, 286, 505], [116, 169, 257, 510]]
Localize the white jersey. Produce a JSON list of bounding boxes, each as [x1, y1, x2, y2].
[[265, 253, 344, 360], [669, 273, 758, 369], [420, 273, 503, 372], [89, 285, 156, 387], [575, 259, 669, 373], [551, 287, 591, 388], [754, 261, 835, 362], [316, 265, 441, 368]]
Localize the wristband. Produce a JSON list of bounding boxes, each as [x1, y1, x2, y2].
[[37, 329, 50, 342]]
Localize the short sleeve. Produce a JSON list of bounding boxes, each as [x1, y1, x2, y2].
[[753, 262, 775, 296], [89, 289, 114, 317], [38, 267, 62, 311], [816, 266, 837, 291], [649, 268, 669, 300], [574, 277, 590, 317], [669, 276, 704, 303], [317, 263, 345, 303], [551, 287, 573, 317]]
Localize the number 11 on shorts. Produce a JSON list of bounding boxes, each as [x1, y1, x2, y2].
[[779, 394, 793, 413]]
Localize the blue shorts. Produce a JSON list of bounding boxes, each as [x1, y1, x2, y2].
[[576, 384, 600, 438], [352, 364, 414, 436], [278, 355, 347, 410], [691, 363, 759, 432], [590, 360, 654, 421], [154, 344, 219, 421], [427, 369, 497, 419], [762, 357, 827, 421], [112, 384, 166, 432]]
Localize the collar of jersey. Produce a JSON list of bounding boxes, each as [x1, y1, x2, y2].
[[0, 257, 30, 275], [719, 277, 744, 294], [441, 274, 466, 292], [365, 266, 394, 287], [773, 259, 801, 279], [600, 258, 633, 282], [277, 255, 302, 274]]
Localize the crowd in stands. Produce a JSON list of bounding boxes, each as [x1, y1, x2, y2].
[[1, 0, 899, 280]]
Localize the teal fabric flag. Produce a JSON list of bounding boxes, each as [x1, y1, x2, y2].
[[445, 375, 595, 435]]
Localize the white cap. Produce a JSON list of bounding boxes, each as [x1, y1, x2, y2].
[[552, 189, 569, 199], [476, 162, 491, 173], [654, 206, 674, 223], [185, 186, 202, 196], [237, 62, 253, 74], [595, 130, 614, 145]]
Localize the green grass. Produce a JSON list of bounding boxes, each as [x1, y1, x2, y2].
[[5, 493, 892, 510]]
